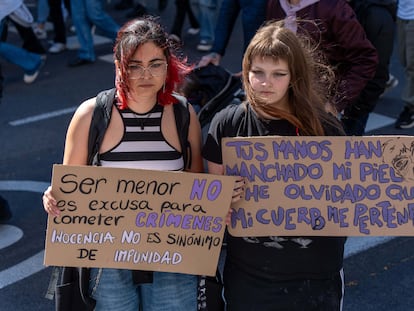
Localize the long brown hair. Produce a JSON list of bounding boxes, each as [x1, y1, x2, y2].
[[242, 20, 342, 135]]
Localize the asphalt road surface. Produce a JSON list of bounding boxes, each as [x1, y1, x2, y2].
[[0, 1, 413, 310]]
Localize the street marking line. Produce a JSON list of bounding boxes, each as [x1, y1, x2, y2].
[[0, 179, 397, 289], [9, 107, 77, 126], [0, 251, 45, 289], [344, 237, 395, 258], [0, 181, 50, 192], [0, 225, 23, 249], [0, 181, 50, 289]]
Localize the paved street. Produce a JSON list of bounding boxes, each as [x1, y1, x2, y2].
[[0, 1, 413, 310]]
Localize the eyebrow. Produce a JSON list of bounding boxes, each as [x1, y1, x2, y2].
[[129, 58, 166, 64], [251, 66, 289, 72]]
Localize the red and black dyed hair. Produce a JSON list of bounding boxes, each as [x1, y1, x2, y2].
[[113, 16, 192, 109]]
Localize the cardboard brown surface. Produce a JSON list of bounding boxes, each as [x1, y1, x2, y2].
[[222, 136, 414, 237], [44, 165, 235, 276]]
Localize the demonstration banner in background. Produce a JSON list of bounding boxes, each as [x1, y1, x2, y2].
[[44, 165, 235, 276], [222, 136, 414, 237]]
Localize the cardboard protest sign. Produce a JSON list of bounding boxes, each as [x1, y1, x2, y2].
[[44, 164, 235, 276], [222, 136, 414, 237]]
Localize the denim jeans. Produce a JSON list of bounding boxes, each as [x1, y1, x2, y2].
[[36, 0, 50, 24], [70, 0, 120, 61], [191, 0, 218, 43], [0, 20, 41, 74], [211, 0, 267, 55], [89, 268, 197, 311]]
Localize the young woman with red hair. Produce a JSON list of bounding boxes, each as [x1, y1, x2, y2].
[[42, 16, 204, 310]]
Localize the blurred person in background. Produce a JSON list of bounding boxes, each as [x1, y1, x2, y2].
[[0, 63, 13, 223], [0, 2, 45, 83], [169, 0, 200, 44], [342, 0, 397, 135], [198, 0, 267, 70], [266, 0, 378, 135], [68, 0, 120, 67], [394, 0, 414, 129]]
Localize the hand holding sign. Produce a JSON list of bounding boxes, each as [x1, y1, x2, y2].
[[44, 165, 236, 276], [222, 136, 414, 237]]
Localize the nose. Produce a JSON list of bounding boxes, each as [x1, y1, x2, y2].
[[141, 68, 152, 79], [260, 75, 273, 86]]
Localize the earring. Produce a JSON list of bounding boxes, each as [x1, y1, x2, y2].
[[162, 81, 166, 93]]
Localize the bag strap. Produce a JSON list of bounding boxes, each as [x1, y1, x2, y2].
[[172, 94, 191, 170], [79, 267, 96, 308], [87, 88, 191, 169], [87, 88, 116, 165], [45, 266, 60, 300]]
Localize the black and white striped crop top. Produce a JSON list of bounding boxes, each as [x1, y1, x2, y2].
[[99, 103, 184, 171]]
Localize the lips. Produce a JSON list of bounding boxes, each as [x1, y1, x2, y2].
[[259, 91, 274, 96]]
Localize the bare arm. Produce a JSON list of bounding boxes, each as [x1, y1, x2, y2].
[[43, 98, 96, 216], [207, 160, 224, 175], [62, 98, 96, 165]]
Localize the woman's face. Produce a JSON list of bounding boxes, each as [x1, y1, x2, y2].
[[248, 56, 291, 112], [126, 41, 167, 98]]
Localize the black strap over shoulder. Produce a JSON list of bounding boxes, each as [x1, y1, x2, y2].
[[87, 88, 191, 169], [52, 266, 95, 311], [87, 88, 116, 165], [172, 94, 191, 170]]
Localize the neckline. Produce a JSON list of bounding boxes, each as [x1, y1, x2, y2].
[[126, 104, 162, 130], [128, 103, 160, 116]]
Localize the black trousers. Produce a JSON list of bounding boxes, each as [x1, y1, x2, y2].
[[223, 263, 344, 311], [48, 0, 68, 44], [7, 19, 46, 54], [170, 0, 200, 37]]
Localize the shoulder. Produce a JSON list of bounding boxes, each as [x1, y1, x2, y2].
[[73, 97, 96, 122], [170, 93, 190, 121], [171, 93, 190, 115], [216, 103, 246, 120], [172, 93, 187, 104], [209, 103, 246, 134], [67, 97, 97, 134], [171, 93, 199, 121]]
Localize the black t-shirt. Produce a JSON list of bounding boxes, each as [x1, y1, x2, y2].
[[202, 103, 346, 281]]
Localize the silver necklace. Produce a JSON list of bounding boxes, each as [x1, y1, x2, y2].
[[131, 110, 152, 130]]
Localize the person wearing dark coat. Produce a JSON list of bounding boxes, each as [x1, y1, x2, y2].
[[266, 0, 379, 135]]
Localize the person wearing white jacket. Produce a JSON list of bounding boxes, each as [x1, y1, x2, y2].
[[0, 0, 22, 21], [0, 0, 44, 83]]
